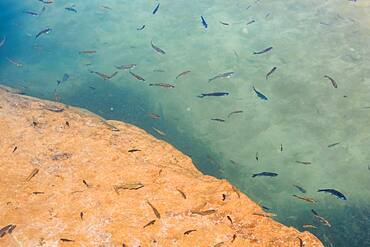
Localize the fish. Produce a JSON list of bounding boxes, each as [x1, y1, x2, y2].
[[153, 69, 165, 72], [100, 5, 112, 10], [0, 36, 6, 48], [246, 20, 256, 25], [296, 161, 311, 165], [253, 86, 268, 100], [128, 149, 141, 153], [152, 127, 166, 136], [114, 183, 144, 193], [149, 83, 175, 88], [89, 70, 118, 80], [311, 209, 331, 227], [60, 238, 75, 242], [255, 152, 259, 161], [201, 16, 208, 28], [324, 75, 338, 88], [143, 220, 156, 228], [253, 212, 277, 217], [197, 92, 229, 98], [317, 189, 347, 200], [152, 3, 160, 15], [0, 224, 16, 238], [44, 105, 64, 112], [57, 73, 70, 85], [147, 201, 161, 219], [253, 46, 273, 55], [262, 205, 271, 211], [292, 194, 316, 203], [328, 142, 340, 148], [26, 168, 39, 182], [151, 41, 166, 54], [220, 21, 229, 26], [12, 146, 18, 153], [115, 64, 136, 70], [129, 71, 145, 81], [6, 57, 23, 67], [176, 188, 187, 199], [33, 191, 44, 195], [211, 118, 225, 122], [147, 112, 160, 120], [83, 180, 91, 188], [280, 144, 283, 152], [78, 50, 96, 55], [36, 28, 52, 39], [184, 229, 196, 235], [65, 7, 77, 13], [298, 237, 304, 247], [23, 10, 39, 16], [266, 67, 277, 80], [227, 110, 243, 118], [191, 209, 216, 216], [38, 0, 53, 4], [176, 70, 191, 79], [302, 224, 317, 229], [293, 185, 307, 193], [80, 212, 84, 220], [214, 242, 224, 247], [208, 72, 234, 82], [137, 25, 145, 31], [252, 172, 278, 178]]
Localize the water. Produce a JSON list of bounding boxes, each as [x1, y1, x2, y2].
[[1, 0, 370, 246]]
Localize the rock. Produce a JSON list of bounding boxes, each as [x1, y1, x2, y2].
[[0, 87, 323, 246]]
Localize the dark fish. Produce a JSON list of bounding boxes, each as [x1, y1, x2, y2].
[[227, 110, 243, 118], [176, 188, 187, 199], [12, 146, 17, 153], [280, 144, 283, 152], [184, 229, 196, 235], [23, 10, 39, 16], [80, 212, 84, 220], [176, 70, 191, 79], [317, 189, 347, 200], [208, 72, 234, 82], [220, 21, 229, 26], [128, 149, 141, 153], [152, 3, 160, 15], [147, 112, 160, 120], [324, 75, 338, 88], [57, 73, 70, 85], [298, 237, 304, 247], [26, 168, 39, 181], [255, 152, 259, 161], [137, 25, 145, 31], [253, 86, 268, 100], [252, 172, 278, 178], [36, 28, 52, 39], [83, 180, 91, 188], [266, 67, 277, 80], [115, 64, 136, 70], [191, 209, 216, 216], [38, 0, 53, 4], [253, 46, 273, 55], [0, 224, 16, 238], [60, 238, 75, 242], [211, 118, 225, 122], [262, 205, 271, 211], [65, 7, 77, 13], [151, 41, 166, 54], [143, 220, 156, 228], [296, 161, 311, 165], [292, 194, 316, 203], [0, 36, 6, 48], [293, 185, 307, 193], [246, 20, 255, 25], [79, 50, 96, 55], [147, 201, 161, 219], [32, 191, 44, 195], [197, 92, 229, 98], [328, 142, 340, 148], [311, 209, 331, 227], [201, 16, 208, 28], [89, 70, 118, 80], [149, 83, 175, 88]]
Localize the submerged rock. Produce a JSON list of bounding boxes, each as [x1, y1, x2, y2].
[[0, 87, 323, 246]]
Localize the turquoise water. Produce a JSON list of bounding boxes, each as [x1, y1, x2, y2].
[[1, 0, 370, 246]]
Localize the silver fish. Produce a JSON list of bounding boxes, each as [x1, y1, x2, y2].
[[0, 36, 6, 48], [208, 72, 234, 82], [151, 41, 166, 55]]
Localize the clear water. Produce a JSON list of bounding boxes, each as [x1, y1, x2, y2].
[[1, 0, 370, 246]]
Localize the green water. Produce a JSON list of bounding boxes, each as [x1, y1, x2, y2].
[[1, 0, 370, 246]]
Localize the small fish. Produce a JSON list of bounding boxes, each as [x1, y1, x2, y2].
[[266, 67, 277, 80], [83, 180, 91, 188], [38, 0, 53, 4], [191, 209, 216, 216], [311, 210, 331, 227], [79, 50, 96, 55], [129, 71, 145, 81], [280, 144, 283, 152], [115, 64, 136, 70], [80, 212, 84, 220], [262, 205, 271, 211], [60, 238, 75, 242], [0, 224, 16, 238], [147, 201, 161, 219], [197, 92, 229, 98], [226, 215, 233, 224], [153, 69, 165, 72], [88, 86, 96, 90], [65, 7, 77, 13], [302, 224, 317, 229], [12, 146, 18, 153], [151, 41, 166, 55], [152, 127, 166, 136], [328, 142, 340, 148], [100, 5, 112, 10], [184, 229, 196, 235], [89, 70, 118, 80], [211, 118, 225, 122], [137, 25, 145, 31], [149, 83, 175, 88], [253, 46, 273, 55], [220, 21, 229, 26], [23, 10, 39, 16], [57, 73, 70, 85], [324, 75, 338, 88], [152, 3, 160, 15], [208, 72, 234, 82], [36, 28, 52, 39], [214, 242, 224, 247], [298, 237, 304, 247], [143, 220, 156, 228], [26, 168, 39, 182], [296, 161, 311, 165], [252, 172, 278, 178], [255, 152, 259, 161], [201, 16, 208, 28], [128, 149, 141, 153], [0, 36, 6, 48], [293, 185, 307, 193], [176, 70, 191, 79], [176, 188, 187, 199], [32, 191, 44, 195], [253, 212, 276, 217], [147, 112, 160, 120], [246, 20, 255, 25], [6, 57, 23, 67], [317, 189, 347, 200], [253, 86, 268, 100], [292, 194, 316, 203], [114, 183, 144, 193], [227, 110, 243, 118]]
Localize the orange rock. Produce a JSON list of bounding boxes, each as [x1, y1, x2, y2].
[[0, 87, 323, 246]]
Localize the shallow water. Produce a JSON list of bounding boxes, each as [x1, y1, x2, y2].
[[1, 0, 370, 246]]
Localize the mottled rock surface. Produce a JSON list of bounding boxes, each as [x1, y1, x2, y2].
[[0, 87, 323, 246]]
